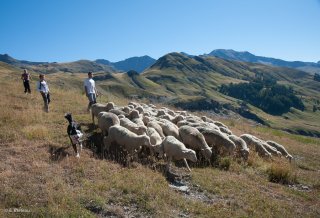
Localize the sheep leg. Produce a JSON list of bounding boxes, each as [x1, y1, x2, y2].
[[166, 157, 172, 173], [91, 112, 95, 125], [183, 158, 192, 172]]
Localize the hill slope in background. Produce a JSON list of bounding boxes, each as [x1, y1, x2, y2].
[[96, 52, 320, 136], [0, 62, 319, 217], [208, 49, 320, 74]]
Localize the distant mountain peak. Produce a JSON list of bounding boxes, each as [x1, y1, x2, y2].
[[208, 49, 320, 73], [112, 55, 156, 73]]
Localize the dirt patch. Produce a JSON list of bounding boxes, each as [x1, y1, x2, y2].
[[166, 167, 225, 205]]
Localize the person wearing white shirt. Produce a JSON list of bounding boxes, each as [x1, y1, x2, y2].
[[84, 72, 98, 111], [37, 74, 50, 112]]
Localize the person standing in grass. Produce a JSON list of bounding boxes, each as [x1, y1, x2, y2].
[[84, 71, 98, 112], [37, 74, 50, 112], [21, 69, 31, 94]]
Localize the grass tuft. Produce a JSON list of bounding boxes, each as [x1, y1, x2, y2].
[[267, 163, 297, 185]]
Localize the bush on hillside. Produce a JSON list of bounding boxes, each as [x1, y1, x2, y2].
[[267, 163, 297, 185]]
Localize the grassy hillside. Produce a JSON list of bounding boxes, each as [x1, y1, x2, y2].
[[94, 53, 320, 136], [0, 62, 319, 217]]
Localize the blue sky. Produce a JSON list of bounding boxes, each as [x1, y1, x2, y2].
[[1, 0, 319, 62]]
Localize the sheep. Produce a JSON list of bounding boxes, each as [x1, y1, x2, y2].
[[103, 125, 152, 161], [178, 126, 212, 161], [201, 116, 215, 123], [128, 101, 139, 108], [240, 134, 272, 158], [120, 118, 147, 135], [213, 121, 228, 129], [97, 112, 120, 136], [158, 119, 180, 140], [156, 110, 166, 117], [147, 127, 163, 153], [132, 117, 145, 126], [91, 103, 106, 124], [219, 126, 233, 135], [228, 135, 250, 160], [109, 108, 127, 116], [135, 106, 144, 114], [158, 114, 174, 122], [197, 128, 236, 155], [122, 106, 131, 114], [118, 114, 126, 119], [128, 109, 140, 120], [128, 104, 135, 110], [171, 115, 185, 124], [160, 136, 197, 172], [147, 121, 165, 138], [266, 141, 293, 161]]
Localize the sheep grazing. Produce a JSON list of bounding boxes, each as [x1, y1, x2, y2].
[[118, 114, 126, 119], [108, 108, 127, 116], [219, 126, 233, 136], [147, 121, 165, 138], [267, 141, 293, 161], [147, 127, 163, 146], [198, 128, 236, 155], [158, 119, 180, 140], [128, 109, 140, 120], [228, 135, 250, 160], [120, 118, 147, 135], [240, 134, 272, 158], [135, 106, 144, 114], [161, 136, 197, 172], [91, 103, 111, 124], [122, 106, 131, 114], [171, 115, 185, 124], [103, 126, 152, 161], [97, 112, 120, 136], [213, 121, 228, 129], [178, 126, 212, 161]]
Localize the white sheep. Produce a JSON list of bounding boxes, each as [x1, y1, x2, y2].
[[135, 106, 144, 114], [267, 141, 293, 161], [158, 119, 180, 140], [128, 109, 140, 120], [228, 134, 250, 160], [198, 128, 236, 155], [147, 121, 165, 138], [97, 112, 120, 136], [91, 102, 114, 124], [120, 117, 147, 135], [240, 134, 272, 158], [147, 127, 162, 146], [178, 126, 212, 161], [160, 136, 197, 172], [219, 126, 233, 135], [171, 115, 185, 124], [103, 125, 152, 160]]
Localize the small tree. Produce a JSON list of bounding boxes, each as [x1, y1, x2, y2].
[[314, 73, 320, 82]]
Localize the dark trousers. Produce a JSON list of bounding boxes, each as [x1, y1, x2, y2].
[[23, 80, 31, 93], [41, 92, 50, 112]]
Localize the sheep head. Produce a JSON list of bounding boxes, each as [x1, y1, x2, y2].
[[106, 102, 115, 111], [185, 149, 197, 162], [201, 148, 212, 160]]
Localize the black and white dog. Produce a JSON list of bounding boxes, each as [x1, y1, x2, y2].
[[64, 113, 83, 158]]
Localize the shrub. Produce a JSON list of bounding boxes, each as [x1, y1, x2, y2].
[[267, 163, 297, 184], [218, 157, 231, 171]]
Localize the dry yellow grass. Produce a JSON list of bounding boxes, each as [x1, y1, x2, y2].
[[0, 62, 319, 217]]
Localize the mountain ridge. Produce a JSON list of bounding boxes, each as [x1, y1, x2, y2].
[[208, 49, 320, 73]]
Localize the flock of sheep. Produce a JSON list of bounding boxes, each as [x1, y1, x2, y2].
[[91, 101, 293, 172]]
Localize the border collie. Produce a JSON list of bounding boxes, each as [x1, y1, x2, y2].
[[64, 113, 83, 158]]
